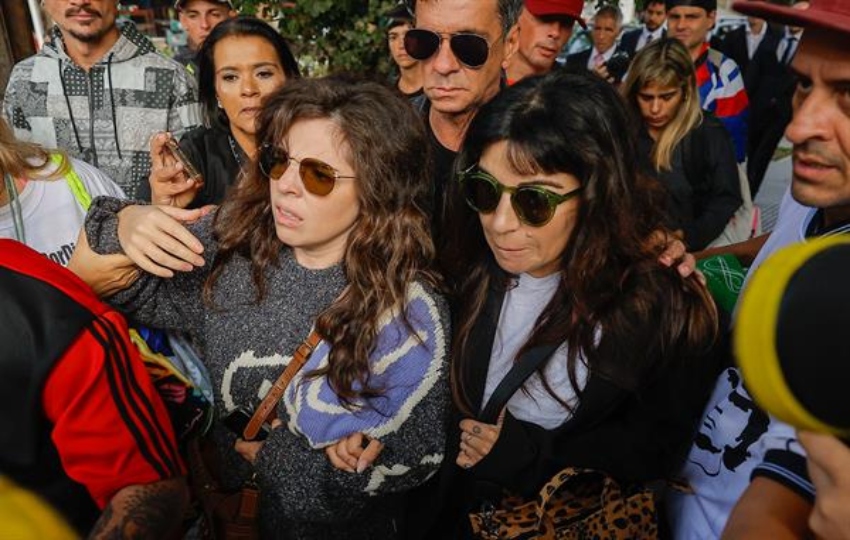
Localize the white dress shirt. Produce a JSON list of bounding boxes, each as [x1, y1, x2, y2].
[[637, 27, 665, 52], [745, 21, 767, 59]]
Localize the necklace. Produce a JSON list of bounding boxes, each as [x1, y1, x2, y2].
[[228, 135, 246, 170]]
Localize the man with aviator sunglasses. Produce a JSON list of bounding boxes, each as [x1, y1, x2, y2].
[[406, 0, 522, 233]]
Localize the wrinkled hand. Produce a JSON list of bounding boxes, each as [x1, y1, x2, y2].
[[593, 64, 615, 85], [799, 431, 850, 540], [652, 230, 704, 283], [325, 432, 384, 474], [149, 132, 202, 208], [117, 204, 212, 278], [68, 226, 140, 297], [235, 419, 283, 465], [456, 413, 504, 469]]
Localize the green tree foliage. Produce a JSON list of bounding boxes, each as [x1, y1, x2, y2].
[[231, 0, 399, 77]]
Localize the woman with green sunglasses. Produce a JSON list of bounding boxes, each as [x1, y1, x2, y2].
[[426, 70, 724, 537]]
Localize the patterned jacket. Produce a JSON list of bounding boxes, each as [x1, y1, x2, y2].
[[694, 42, 750, 163], [3, 23, 201, 200]]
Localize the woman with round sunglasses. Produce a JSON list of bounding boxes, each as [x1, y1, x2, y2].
[[430, 70, 722, 536], [149, 16, 300, 209], [621, 38, 742, 251], [74, 76, 450, 539]]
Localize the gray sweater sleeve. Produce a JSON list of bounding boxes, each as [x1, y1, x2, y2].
[[253, 291, 451, 523], [84, 195, 215, 335]]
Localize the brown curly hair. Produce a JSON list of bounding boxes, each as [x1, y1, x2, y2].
[[204, 75, 440, 405]]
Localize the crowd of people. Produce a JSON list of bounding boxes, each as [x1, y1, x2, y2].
[[2, 0, 850, 538]]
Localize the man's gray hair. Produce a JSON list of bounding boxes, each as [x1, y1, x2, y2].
[[595, 5, 624, 26], [413, 0, 523, 36], [499, 0, 523, 35]]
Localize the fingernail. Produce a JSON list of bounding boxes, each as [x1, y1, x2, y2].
[[356, 460, 367, 474]]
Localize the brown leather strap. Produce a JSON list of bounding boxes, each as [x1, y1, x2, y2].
[[243, 331, 321, 441]]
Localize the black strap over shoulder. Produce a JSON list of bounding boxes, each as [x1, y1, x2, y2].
[[478, 343, 560, 424]]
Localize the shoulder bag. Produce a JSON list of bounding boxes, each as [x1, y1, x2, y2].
[[188, 331, 321, 540], [468, 345, 659, 539]]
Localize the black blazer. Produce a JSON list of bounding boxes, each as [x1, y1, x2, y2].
[[715, 23, 782, 88], [410, 280, 727, 538], [564, 48, 592, 72], [618, 27, 666, 57], [744, 38, 798, 192]]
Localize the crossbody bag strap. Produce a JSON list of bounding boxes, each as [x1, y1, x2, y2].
[[478, 342, 560, 424], [243, 330, 321, 440]]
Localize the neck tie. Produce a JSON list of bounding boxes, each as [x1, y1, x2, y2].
[[780, 36, 797, 65], [594, 52, 605, 68]]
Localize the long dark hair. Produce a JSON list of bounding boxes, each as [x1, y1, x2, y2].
[[442, 71, 716, 414], [197, 16, 301, 131], [204, 76, 439, 405]]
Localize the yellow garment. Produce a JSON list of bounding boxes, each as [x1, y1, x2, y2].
[[0, 476, 79, 540]]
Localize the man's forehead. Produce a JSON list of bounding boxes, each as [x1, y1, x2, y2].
[[415, 0, 501, 34], [668, 5, 710, 16], [180, 0, 229, 10], [388, 23, 412, 34], [793, 29, 850, 81], [594, 15, 618, 27]]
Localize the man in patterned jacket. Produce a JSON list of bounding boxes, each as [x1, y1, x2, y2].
[[3, 0, 201, 200], [666, 0, 750, 162]]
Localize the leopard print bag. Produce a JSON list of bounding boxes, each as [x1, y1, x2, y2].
[[468, 467, 658, 539]]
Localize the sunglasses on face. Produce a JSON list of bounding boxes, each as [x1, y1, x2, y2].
[[403, 28, 492, 68], [459, 166, 583, 227], [258, 144, 355, 196]]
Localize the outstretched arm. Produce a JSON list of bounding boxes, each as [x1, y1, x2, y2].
[[721, 477, 812, 539]]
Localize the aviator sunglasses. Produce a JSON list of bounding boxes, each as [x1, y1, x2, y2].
[[403, 28, 492, 68], [459, 165, 583, 227], [259, 144, 355, 196]]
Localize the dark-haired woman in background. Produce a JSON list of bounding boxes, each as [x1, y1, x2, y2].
[[150, 16, 300, 208], [622, 38, 741, 251], [430, 70, 722, 536]]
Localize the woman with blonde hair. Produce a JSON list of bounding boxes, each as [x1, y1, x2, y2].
[[0, 117, 123, 262], [622, 38, 741, 250]]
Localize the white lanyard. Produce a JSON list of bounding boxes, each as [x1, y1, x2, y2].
[[3, 173, 26, 244]]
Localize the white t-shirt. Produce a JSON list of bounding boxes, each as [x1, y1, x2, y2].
[[0, 157, 125, 265], [482, 273, 588, 430], [667, 188, 816, 539]]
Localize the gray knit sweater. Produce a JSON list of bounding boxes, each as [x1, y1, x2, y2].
[[85, 197, 451, 539]]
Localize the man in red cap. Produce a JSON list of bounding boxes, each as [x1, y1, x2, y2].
[[504, 0, 585, 84], [668, 0, 850, 537]]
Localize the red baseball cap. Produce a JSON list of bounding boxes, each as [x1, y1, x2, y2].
[[525, 0, 587, 28], [732, 0, 850, 35]]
